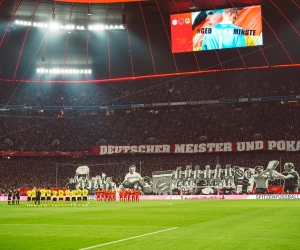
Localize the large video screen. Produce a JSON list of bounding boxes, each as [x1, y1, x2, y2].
[[171, 5, 262, 53]]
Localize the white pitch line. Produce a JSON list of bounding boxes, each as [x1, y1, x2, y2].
[[79, 227, 178, 250]]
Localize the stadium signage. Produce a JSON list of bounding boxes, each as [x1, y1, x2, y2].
[[255, 194, 300, 199], [92, 140, 300, 155]]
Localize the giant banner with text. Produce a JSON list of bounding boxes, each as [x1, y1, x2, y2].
[[92, 140, 300, 155]]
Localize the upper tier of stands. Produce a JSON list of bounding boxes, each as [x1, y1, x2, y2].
[[0, 105, 299, 151], [0, 67, 299, 106]]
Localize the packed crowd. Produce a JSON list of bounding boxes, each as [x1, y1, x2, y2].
[[0, 67, 299, 193], [0, 105, 300, 151], [0, 152, 299, 192], [0, 67, 299, 107]]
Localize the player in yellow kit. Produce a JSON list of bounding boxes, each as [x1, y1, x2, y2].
[[77, 188, 82, 206], [31, 187, 37, 206], [40, 188, 46, 207], [65, 188, 71, 206], [82, 187, 89, 207], [46, 187, 52, 206], [71, 189, 77, 206], [58, 188, 64, 206], [26, 189, 32, 206], [52, 189, 58, 206]]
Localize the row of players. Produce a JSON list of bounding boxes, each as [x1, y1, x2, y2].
[[96, 188, 140, 203], [26, 187, 89, 207], [25, 186, 140, 207]]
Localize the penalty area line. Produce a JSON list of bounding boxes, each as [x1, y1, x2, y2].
[[79, 227, 178, 250]]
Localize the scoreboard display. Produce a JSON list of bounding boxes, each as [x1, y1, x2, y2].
[[170, 5, 262, 53]]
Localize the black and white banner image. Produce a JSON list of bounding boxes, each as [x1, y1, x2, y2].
[[65, 161, 299, 195]]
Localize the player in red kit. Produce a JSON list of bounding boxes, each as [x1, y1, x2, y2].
[[125, 189, 130, 202], [120, 188, 124, 202], [96, 189, 101, 203], [112, 189, 116, 202], [104, 189, 109, 203], [131, 189, 135, 202], [100, 189, 105, 202], [108, 189, 113, 202], [135, 189, 140, 202]]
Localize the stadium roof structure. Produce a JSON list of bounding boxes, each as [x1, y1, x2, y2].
[[0, 0, 299, 83]]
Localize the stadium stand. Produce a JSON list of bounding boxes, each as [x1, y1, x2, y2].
[[0, 67, 299, 106], [0, 67, 299, 193], [0, 105, 300, 151]]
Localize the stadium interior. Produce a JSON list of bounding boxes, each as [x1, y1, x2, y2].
[[0, 0, 299, 195]]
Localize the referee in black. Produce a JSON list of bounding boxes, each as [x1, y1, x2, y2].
[[7, 190, 13, 205], [15, 189, 21, 205], [35, 188, 41, 206]]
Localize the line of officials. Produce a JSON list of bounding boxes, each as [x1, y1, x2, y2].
[[7, 189, 21, 205]]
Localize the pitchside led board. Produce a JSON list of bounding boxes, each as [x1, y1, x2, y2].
[[170, 5, 263, 53]]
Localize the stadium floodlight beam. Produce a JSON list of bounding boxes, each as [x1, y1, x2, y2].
[[37, 68, 92, 75], [49, 22, 59, 30], [15, 19, 125, 31]]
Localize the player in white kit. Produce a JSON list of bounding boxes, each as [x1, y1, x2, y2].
[[115, 186, 120, 203]]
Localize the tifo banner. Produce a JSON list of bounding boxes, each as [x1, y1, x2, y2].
[[0, 140, 299, 157], [92, 140, 300, 155], [234, 167, 255, 194], [152, 171, 174, 195], [62, 160, 299, 196]]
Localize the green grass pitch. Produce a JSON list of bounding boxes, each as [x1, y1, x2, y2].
[[1, 199, 300, 250]]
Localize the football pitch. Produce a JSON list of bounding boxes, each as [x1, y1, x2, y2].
[[1, 199, 299, 250]]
